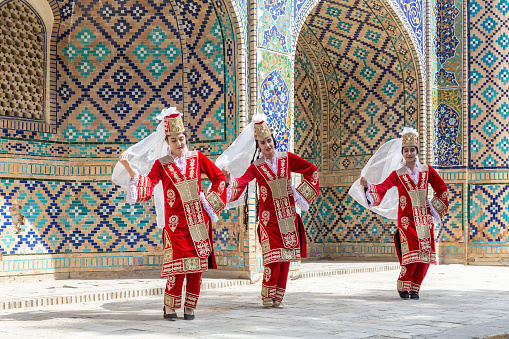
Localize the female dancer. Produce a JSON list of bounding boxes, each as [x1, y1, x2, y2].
[[117, 109, 227, 319], [358, 128, 448, 299], [222, 114, 319, 308]]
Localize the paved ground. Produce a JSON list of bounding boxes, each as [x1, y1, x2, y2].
[[1, 262, 509, 338]]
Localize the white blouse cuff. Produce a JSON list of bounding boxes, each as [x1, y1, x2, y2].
[[225, 174, 235, 203], [201, 191, 218, 224], [292, 185, 310, 212], [126, 170, 139, 204], [428, 198, 441, 224]]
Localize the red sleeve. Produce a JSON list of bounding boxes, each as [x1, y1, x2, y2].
[[136, 160, 163, 202], [428, 165, 448, 218], [199, 152, 227, 215], [368, 171, 398, 207], [288, 152, 319, 203], [229, 163, 256, 202]]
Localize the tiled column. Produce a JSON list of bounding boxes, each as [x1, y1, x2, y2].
[[466, 0, 509, 264], [429, 0, 468, 263], [244, 0, 296, 280]]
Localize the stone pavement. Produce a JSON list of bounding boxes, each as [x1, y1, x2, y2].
[[1, 262, 509, 339]]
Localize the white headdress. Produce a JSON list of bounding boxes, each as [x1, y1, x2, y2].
[[348, 126, 420, 220], [111, 107, 181, 228]]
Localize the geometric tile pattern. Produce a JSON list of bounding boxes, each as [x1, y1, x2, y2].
[[469, 0, 509, 169], [58, 1, 183, 144], [432, 89, 463, 166], [256, 0, 293, 152], [297, 24, 342, 171], [435, 183, 464, 242], [303, 186, 397, 243], [469, 184, 509, 242], [261, 69, 291, 151], [213, 209, 240, 251], [57, 0, 237, 156], [0, 180, 160, 255], [301, 0, 422, 171], [0, 179, 242, 255], [294, 43, 322, 170], [0, 0, 242, 260]]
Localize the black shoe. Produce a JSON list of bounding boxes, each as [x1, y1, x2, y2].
[[398, 290, 410, 299], [163, 306, 177, 320], [184, 312, 195, 320], [410, 292, 419, 300]]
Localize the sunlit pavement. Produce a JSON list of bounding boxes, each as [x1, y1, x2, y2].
[[1, 263, 509, 338]]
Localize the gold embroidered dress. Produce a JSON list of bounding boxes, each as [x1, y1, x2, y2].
[[229, 152, 319, 265], [134, 150, 227, 276]]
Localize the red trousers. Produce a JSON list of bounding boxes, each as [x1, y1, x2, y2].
[[164, 272, 202, 309], [395, 230, 429, 293], [397, 262, 429, 293], [261, 262, 290, 302]]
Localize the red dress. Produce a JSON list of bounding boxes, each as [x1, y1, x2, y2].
[[134, 150, 227, 309], [368, 164, 448, 293], [230, 151, 319, 301]]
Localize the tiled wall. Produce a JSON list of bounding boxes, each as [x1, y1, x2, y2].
[[296, 0, 422, 172], [0, 0, 245, 274], [2, 0, 509, 273]]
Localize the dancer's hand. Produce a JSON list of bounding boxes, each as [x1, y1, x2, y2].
[[222, 166, 231, 184], [119, 151, 136, 179], [360, 176, 368, 188]]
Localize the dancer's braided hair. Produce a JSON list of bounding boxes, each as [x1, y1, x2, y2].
[[242, 134, 277, 232]]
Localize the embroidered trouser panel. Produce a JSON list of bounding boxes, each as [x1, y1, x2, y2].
[[164, 272, 202, 309], [397, 262, 430, 293], [261, 261, 290, 302]]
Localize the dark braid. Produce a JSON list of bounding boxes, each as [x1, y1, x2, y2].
[[243, 145, 260, 231], [242, 134, 277, 232]]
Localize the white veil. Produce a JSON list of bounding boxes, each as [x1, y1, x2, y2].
[[214, 121, 257, 209], [348, 138, 403, 220], [214, 113, 274, 209], [111, 107, 179, 228]]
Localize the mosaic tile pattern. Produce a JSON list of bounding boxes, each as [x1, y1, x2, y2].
[[304, 182, 464, 245], [0, 179, 243, 255], [435, 183, 464, 242], [0, 180, 160, 255], [432, 89, 463, 166], [469, 184, 509, 242], [0, 0, 242, 260], [294, 41, 322, 170], [300, 0, 421, 171], [258, 51, 292, 151], [303, 186, 397, 243], [431, 0, 462, 86], [469, 0, 509, 169], [258, 0, 292, 53], [386, 0, 424, 52], [56, 0, 237, 155]]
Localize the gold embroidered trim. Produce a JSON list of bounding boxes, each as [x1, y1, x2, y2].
[[297, 180, 317, 202], [262, 248, 301, 266], [159, 155, 174, 165], [206, 191, 225, 213], [161, 257, 208, 276], [431, 196, 447, 214], [368, 184, 381, 206]]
